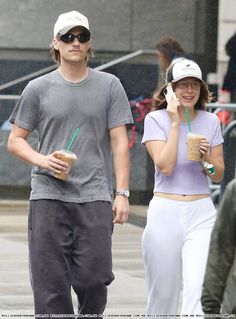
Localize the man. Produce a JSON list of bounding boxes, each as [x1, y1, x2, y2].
[[201, 179, 236, 314], [7, 10, 133, 317]]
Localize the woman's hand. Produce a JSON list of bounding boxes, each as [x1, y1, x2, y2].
[[166, 95, 181, 125], [200, 137, 210, 160]]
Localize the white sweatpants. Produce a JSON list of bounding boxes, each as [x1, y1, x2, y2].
[[142, 196, 216, 316]]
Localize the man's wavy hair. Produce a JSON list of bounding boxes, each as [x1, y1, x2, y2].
[[50, 34, 94, 65]]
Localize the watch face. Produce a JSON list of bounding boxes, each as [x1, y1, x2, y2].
[[121, 190, 129, 197], [116, 189, 130, 197], [124, 190, 129, 197]]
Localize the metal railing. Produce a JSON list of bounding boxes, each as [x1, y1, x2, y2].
[[0, 94, 20, 100], [0, 49, 147, 95], [207, 103, 236, 112], [0, 65, 57, 92]]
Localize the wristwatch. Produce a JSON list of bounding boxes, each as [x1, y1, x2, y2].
[[115, 189, 130, 198], [201, 161, 215, 175]]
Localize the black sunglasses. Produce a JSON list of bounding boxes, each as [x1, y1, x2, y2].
[[59, 32, 91, 44]]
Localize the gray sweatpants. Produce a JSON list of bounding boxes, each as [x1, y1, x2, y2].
[[28, 199, 114, 317]]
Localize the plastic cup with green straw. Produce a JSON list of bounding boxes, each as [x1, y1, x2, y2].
[[66, 127, 80, 152], [184, 108, 192, 132], [54, 128, 79, 180]]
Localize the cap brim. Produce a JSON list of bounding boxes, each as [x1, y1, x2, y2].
[[172, 74, 203, 82], [55, 24, 90, 36]]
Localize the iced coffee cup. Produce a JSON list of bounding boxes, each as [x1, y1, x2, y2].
[[187, 133, 205, 161], [54, 150, 77, 180]]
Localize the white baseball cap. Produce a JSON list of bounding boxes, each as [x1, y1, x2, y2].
[[166, 58, 203, 83], [54, 10, 90, 37]]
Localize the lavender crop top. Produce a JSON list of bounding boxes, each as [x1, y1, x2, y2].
[[142, 109, 224, 195]]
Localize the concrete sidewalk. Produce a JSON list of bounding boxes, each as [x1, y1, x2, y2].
[[0, 200, 148, 317]]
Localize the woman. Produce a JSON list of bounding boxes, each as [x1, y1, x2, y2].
[[141, 58, 225, 315], [156, 35, 186, 73]]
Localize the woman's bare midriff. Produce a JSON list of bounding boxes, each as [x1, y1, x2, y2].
[[154, 192, 210, 202]]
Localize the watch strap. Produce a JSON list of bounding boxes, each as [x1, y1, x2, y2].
[[115, 189, 130, 198]]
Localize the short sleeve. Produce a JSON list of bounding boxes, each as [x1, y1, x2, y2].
[[211, 115, 224, 147], [107, 77, 133, 129], [142, 112, 167, 144], [9, 82, 39, 132]]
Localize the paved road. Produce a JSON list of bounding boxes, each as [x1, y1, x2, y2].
[[0, 201, 147, 317]]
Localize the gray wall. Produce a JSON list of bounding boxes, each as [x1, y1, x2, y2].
[[0, 0, 219, 98], [0, 0, 216, 55]]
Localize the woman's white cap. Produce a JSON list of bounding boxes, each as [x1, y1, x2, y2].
[[166, 58, 203, 83]]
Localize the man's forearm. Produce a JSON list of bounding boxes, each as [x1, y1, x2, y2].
[[8, 135, 43, 167], [113, 145, 130, 190]]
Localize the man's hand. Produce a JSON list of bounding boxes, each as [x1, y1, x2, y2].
[[38, 151, 69, 174], [112, 195, 129, 224]]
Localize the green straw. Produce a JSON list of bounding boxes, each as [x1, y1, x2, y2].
[[184, 108, 192, 132], [66, 127, 80, 152]]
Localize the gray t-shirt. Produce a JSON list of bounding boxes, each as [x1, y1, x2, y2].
[[9, 68, 133, 203]]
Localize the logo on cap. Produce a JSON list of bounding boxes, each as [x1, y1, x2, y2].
[[168, 59, 203, 83]]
